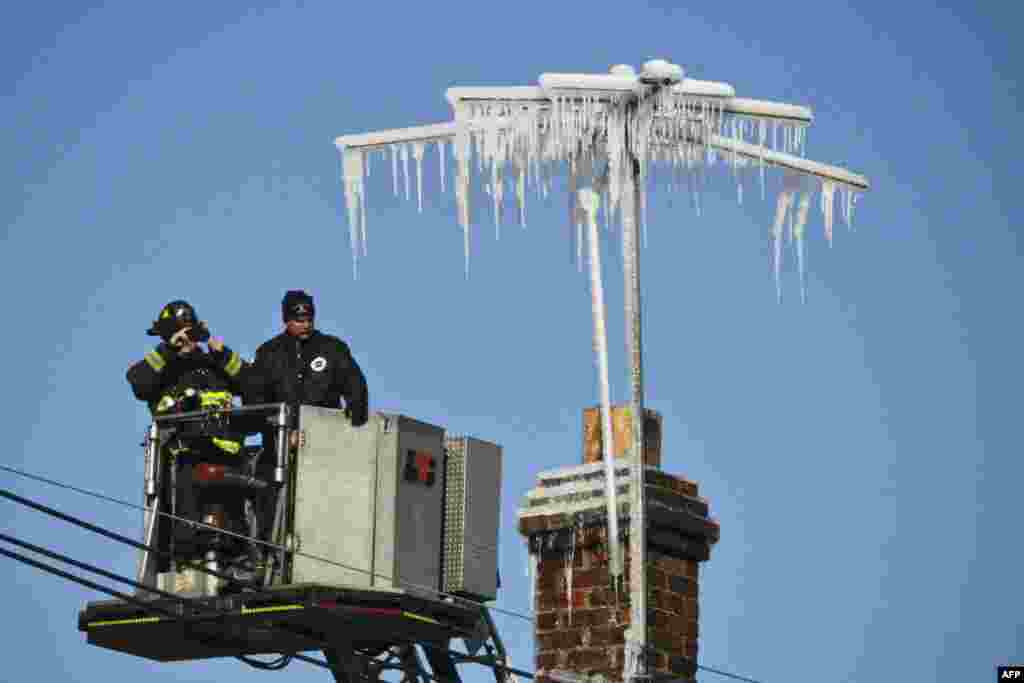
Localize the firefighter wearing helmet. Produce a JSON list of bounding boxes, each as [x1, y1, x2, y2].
[[127, 300, 255, 573]]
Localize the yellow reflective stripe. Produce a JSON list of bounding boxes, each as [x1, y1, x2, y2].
[[241, 604, 304, 616], [144, 350, 166, 372], [212, 437, 241, 455], [156, 395, 176, 413], [224, 352, 242, 377], [200, 391, 233, 408], [87, 616, 162, 628], [401, 611, 440, 625]]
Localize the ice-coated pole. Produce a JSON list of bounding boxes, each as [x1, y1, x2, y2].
[[621, 150, 650, 681], [579, 187, 623, 581]]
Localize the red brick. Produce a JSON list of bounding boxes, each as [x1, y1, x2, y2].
[[574, 567, 610, 589], [535, 652, 558, 670], [651, 628, 684, 654], [686, 619, 699, 640], [588, 587, 609, 607], [568, 648, 609, 670], [570, 608, 611, 628], [536, 590, 565, 611], [536, 632, 559, 651], [650, 609, 674, 630], [536, 612, 557, 631], [646, 567, 668, 590]]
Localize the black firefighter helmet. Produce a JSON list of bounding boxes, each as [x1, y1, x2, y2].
[[147, 300, 207, 342]]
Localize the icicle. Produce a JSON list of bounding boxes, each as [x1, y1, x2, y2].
[[438, 139, 446, 194], [569, 158, 579, 269], [771, 190, 794, 302], [412, 142, 425, 213], [528, 553, 536, 613], [820, 179, 836, 246], [794, 191, 811, 303], [577, 221, 583, 273], [390, 145, 399, 197], [640, 172, 648, 248], [454, 127, 472, 278], [360, 194, 368, 257], [566, 525, 576, 626], [400, 144, 410, 202], [516, 161, 526, 228], [342, 149, 364, 279]]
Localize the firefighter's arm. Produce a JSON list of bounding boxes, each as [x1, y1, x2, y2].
[[239, 345, 269, 404], [207, 342, 246, 394], [126, 343, 177, 402], [335, 343, 369, 426]]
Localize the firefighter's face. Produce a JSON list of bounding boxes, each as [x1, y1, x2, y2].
[[286, 316, 313, 339]]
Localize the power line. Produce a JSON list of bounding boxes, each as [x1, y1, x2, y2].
[[696, 664, 763, 683], [0, 541, 329, 672], [0, 463, 532, 624], [0, 531, 523, 681], [1, 463, 762, 683]]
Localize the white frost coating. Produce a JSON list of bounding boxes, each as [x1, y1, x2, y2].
[[539, 73, 639, 93], [772, 176, 800, 302], [390, 146, 398, 197], [336, 75, 868, 293], [516, 160, 526, 227], [454, 126, 472, 277], [412, 142, 425, 213], [670, 78, 735, 98], [579, 186, 623, 581], [437, 140, 446, 194], [400, 144, 410, 202], [821, 179, 836, 246], [342, 150, 365, 279], [794, 191, 811, 303]]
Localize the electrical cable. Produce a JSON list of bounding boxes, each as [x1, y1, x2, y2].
[[0, 535, 504, 682], [0, 487, 246, 588], [0, 534, 329, 671], [0, 464, 528, 623], [1, 464, 763, 683], [695, 665, 762, 683]]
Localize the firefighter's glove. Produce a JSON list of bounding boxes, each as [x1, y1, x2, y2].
[[169, 327, 192, 349], [346, 404, 368, 427]]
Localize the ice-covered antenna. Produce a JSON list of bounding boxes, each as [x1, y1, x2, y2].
[[334, 59, 869, 683]]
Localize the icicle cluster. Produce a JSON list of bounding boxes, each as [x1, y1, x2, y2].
[[339, 88, 861, 295]]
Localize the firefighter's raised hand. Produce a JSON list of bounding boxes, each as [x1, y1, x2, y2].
[[208, 336, 224, 352], [169, 327, 193, 349]]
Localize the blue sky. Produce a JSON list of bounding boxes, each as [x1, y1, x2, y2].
[[1, 1, 1020, 682]]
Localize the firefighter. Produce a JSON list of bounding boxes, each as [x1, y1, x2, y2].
[[127, 300, 256, 576], [127, 300, 246, 415], [245, 290, 369, 426]]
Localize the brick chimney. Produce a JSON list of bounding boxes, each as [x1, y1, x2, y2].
[[518, 405, 719, 683]]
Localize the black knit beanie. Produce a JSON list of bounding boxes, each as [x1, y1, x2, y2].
[[282, 290, 315, 322]]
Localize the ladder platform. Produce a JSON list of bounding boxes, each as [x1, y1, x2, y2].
[[78, 583, 482, 663]]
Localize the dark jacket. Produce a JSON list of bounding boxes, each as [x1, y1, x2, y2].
[[127, 343, 246, 414], [245, 330, 369, 426]]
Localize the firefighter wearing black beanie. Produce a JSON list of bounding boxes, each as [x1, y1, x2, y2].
[[245, 290, 368, 427]]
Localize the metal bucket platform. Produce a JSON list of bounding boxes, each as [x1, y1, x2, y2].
[[78, 583, 490, 673]]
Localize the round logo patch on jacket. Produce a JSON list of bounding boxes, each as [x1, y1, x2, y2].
[[310, 356, 328, 372]]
